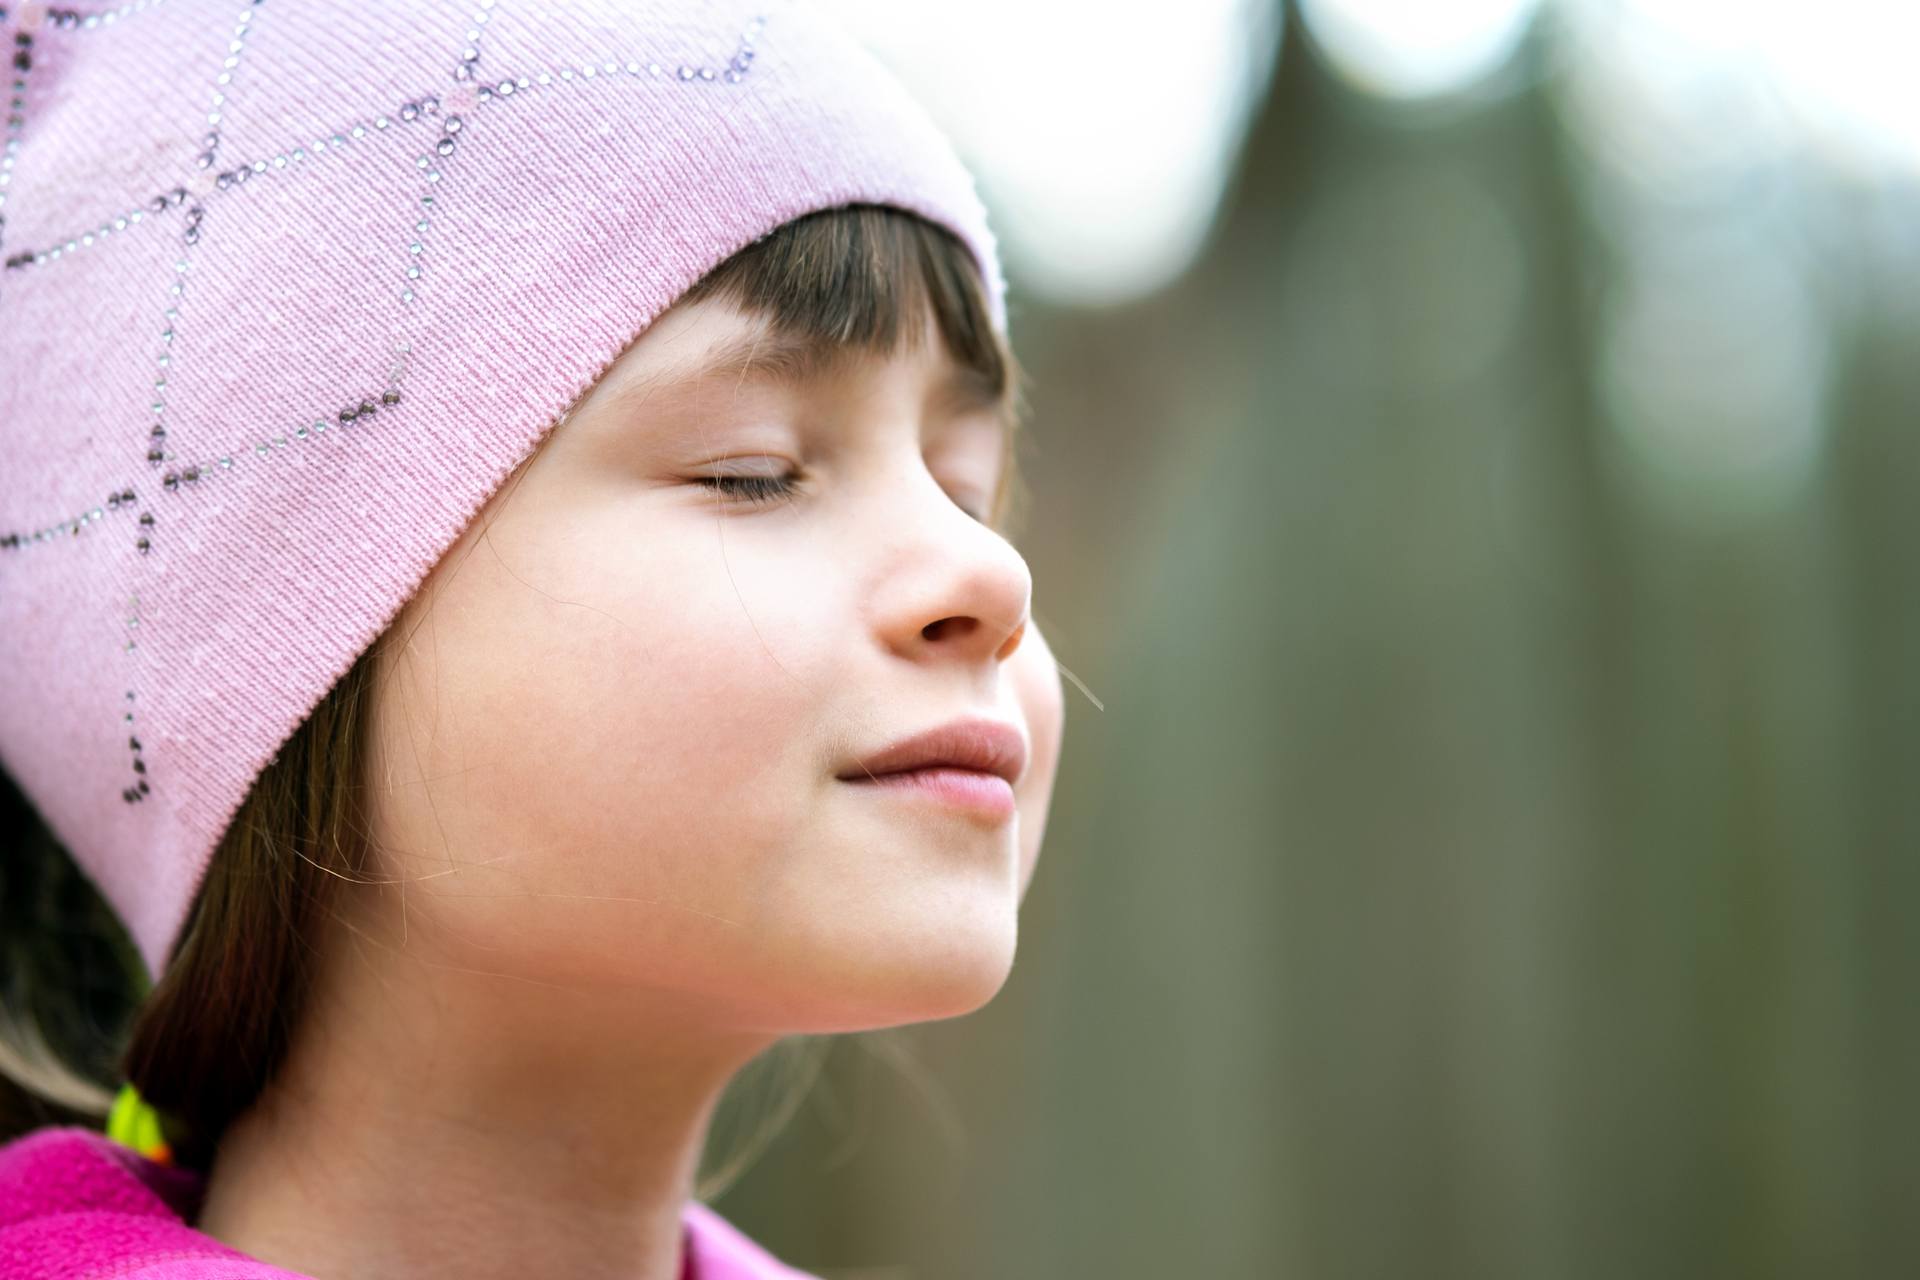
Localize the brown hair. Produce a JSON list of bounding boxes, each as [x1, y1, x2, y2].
[[0, 203, 1029, 1194]]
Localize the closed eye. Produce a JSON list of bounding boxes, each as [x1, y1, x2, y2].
[[694, 472, 800, 506], [693, 468, 992, 523]]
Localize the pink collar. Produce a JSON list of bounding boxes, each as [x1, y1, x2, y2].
[[0, 1125, 818, 1279]]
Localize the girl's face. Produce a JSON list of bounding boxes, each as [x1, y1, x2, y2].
[[361, 294, 1064, 1033]]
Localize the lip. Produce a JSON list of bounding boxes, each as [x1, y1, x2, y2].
[[836, 716, 1029, 787], [840, 766, 1018, 820]]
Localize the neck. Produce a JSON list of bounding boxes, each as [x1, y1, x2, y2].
[[192, 917, 779, 1280]]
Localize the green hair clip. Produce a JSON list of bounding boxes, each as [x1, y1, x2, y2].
[[106, 1081, 174, 1166]]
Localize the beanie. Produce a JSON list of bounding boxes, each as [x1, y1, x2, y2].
[[0, 0, 1008, 987]]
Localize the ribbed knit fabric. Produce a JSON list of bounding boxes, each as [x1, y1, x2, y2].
[[0, 0, 1008, 986], [0, 1124, 822, 1278]]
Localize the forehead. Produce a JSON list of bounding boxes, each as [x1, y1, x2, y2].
[[600, 296, 1003, 420]]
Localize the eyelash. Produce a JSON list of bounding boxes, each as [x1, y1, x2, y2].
[[694, 467, 992, 524], [695, 472, 800, 506]]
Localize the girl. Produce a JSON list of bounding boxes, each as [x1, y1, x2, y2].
[[0, 1, 1067, 1277]]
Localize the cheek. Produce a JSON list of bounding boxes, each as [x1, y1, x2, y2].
[[1011, 620, 1067, 902], [363, 512, 836, 990]]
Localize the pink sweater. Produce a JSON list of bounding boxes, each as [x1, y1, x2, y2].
[[0, 1125, 821, 1279]]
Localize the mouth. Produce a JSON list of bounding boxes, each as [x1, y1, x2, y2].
[[836, 716, 1027, 784], [838, 766, 1018, 821], [835, 715, 1027, 821]]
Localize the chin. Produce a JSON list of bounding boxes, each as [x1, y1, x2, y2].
[[773, 910, 1021, 1034]]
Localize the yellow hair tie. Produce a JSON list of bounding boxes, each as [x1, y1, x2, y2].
[[106, 1081, 174, 1166]]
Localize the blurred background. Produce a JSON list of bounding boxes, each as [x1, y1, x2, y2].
[[704, 1, 1920, 1277]]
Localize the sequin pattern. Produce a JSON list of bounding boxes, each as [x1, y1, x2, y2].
[[0, 0, 772, 807]]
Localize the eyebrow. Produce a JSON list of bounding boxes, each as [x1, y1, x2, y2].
[[621, 327, 1008, 422]]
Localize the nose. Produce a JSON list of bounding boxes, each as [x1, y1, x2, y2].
[[873, 467, 1034, 669]]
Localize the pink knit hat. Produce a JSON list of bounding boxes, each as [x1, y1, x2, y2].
[[0, 0, 1008, 987]]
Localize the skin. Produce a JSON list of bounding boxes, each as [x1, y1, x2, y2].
[[193, 292, 1066, 1280]]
